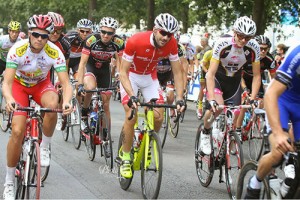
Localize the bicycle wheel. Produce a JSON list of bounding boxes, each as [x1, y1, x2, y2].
[[159, 108, 169, 149], [0, 96, 10, 132], [225, 131, 244, 199], [71, 98, 82, 149], [141, 132, 163, 199], [99, 113, 113, 170], [15, 160, 26, 199], [236, 160, 270, 199], [169, 108, 180, 138], [248, 115, 264, 161], [61, 115, 69, 141], [195, 123, 214, 187], [116, 133, 133, 190], [24, 141, 41, 199], [84, 130, 96, 161], [41, 144, 51, 182]]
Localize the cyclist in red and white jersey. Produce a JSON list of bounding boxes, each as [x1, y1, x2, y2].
[[2, 15, 73, 200], [119, 13, 186, 179]]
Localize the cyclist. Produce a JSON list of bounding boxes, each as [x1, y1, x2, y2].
[[77, 17, 125, 154], [200, 16, 261, 155], [2, 14, 73, 200], [235, 35, 276, 141], [119, 13, 186, 179], [244, 43, 300, 199], [66, 18, 93, 78], [0, 21, 22, 75]]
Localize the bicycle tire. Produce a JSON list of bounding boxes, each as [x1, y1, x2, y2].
[[195, 122, 214, 187], [225, 131, 244, 199], [199, 100, 207, 121], [248, 115, 264, 161], [15, 160, 26, 199], [160, 108, 169, 149], [41, 144, 51, 182], [61, 115, 69, 141], [117, 132, 133, 190], [84, 130, 96, 161], [169, 108, 180, 138], [71, 98, 82, 149], [236, 160, 270, 199], [24, 141, 41, 199], [141, 132, 163, 199], [0, 96, 10, 132], [99, 113, 113, 170]]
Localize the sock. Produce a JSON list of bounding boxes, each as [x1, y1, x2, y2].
[[5, 166, 16, 185], [249, 175, 262, 189], [236, 127, 241, 132], [121, 151, 131, 161], [198, 101, 202, 109], [40, 134, 51, 148]]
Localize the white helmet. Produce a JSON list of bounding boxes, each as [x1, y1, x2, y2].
[[77, 18, 93, 29], [154, 13, 179, 33], [233, 16, 256, 36], [99, 17, 118, 30], [179, 34, 190, 44]]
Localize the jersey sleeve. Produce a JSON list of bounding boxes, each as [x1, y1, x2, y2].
[[113, 35, 125, 51], [212, 38, 228, 61], [44, 43, 67, 72], [168, 38, 179, 61], [6, 42, 20, 69], [122, 37, 135, 62], [82, 35, 97, 56]]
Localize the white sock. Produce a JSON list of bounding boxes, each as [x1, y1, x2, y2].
[[249, 175, 262, 189], [40, 134, 51, 148], [5, 166, 16, 185]]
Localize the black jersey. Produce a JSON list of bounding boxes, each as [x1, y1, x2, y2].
[[243, 52, 275, 76], [53, 34, 71, 60], [66, 31, 86, 59]]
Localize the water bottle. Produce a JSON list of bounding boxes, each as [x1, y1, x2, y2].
[[212, 127, 220, 149], [243, 111, 251, 127], [90, 112, 98, 128], [133, 129, 141, 148]]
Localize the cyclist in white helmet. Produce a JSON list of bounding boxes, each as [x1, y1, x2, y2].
[[118, 13, 185, 179]]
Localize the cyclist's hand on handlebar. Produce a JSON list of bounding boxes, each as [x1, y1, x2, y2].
[[77, 84, 86, 96], [176, 99, 186, 112], [127, 96, 138, 109], [209, 100, 218, 113], [249, 99, 258, 108], [62, 102, 73, 115], [273, 131, 294, 154], [6, 99, 16, 113]]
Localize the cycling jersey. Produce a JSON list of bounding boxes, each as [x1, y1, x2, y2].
[[66, 31, 86, 59], [243, 52, 274, 77], [0, 35, 22, 62], [6, 39, 67, 87], [122, 31, 179, 75], [184, 43, 196, 61], [200, 49, 212, 81], [53, 34, 71, 60], [273, 43, 300, 140]]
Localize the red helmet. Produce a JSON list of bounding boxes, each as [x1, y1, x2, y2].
[[27, 14, 54, 33], [47, 12, 65, 28]]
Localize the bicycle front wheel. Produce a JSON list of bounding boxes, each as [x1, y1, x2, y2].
[[160, 108, 169, 149], [248, 115, 264, 161], [99, 113, 113, 170], [236, 160, 270, 199], [195, 123, 214, 187], [169, 108, 180, 138], [141, 132, 163, 199], [61, 115, 69, 141], [84, 130, 96, 161], [24, 141, 41, 199], [71, 98, 82, 149], [225, 131, 244, 199]]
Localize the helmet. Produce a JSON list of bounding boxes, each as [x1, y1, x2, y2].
[[47, 12, 65, 28], [255, 35, 272, 48], [233, 16, 256, 36], [154, 13, 179, 33], [77, 19, 93, 29], [8, 21, 21, 31], [179, 34, 191, 44], [27, 14, 54, 33], [99, 17, 118, 30], [91, 23, 99, 33]]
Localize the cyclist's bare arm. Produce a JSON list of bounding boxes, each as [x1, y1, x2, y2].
[[119, 59, 135, 97], [193, 54, 199, 72], [180, 56, 189, 85], [57, 71, 73, 114], [171, 59, 184, 100], [206, 59, 219, 102], [2, 67, 16, 112], [76, 53, 89, 85], [250, 61, 261, 100], [201, 60, 208, 73], [115, 52, 121, 74]]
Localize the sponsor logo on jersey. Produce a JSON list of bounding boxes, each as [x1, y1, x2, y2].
[[114, 37, 124, 48], [86, 35, 97, 47], [45, 44, 58, 59], [16, 43, 29, 57]]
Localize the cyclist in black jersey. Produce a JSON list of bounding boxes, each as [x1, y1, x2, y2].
[[77, 17, 125, 149], [66, 19, 93, 78]]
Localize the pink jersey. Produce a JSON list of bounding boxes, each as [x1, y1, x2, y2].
[[122, 31, 179, 75]]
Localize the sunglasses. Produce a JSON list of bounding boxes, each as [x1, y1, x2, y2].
[[260, 47, 269, 52], [79, 29, 90, 34], [100, 30, 115, 36], [159, 30, 173, 38], [236, 33, 252, 41], [30, 31, 49, 39], [51, 29, 63, 35]]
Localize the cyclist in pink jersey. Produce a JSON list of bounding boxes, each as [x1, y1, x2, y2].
[[119, 13, 186, 179]]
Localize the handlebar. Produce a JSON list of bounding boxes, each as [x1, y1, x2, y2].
[[16, 105, 64, 113], [85, 87, 117, 93]]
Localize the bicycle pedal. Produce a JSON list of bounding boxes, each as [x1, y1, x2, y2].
[[115, 157, 122, 165]]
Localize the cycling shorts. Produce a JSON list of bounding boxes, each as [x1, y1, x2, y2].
[[120, 71, 164, 105], [68, 57, 81, 74], [12, 79, 57, 116], [157, 70, 174, 87]]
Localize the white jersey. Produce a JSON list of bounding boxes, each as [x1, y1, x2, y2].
[[6, 39, 67, 87], [185, 43, 196, 61], [0, 35, 22, 62]]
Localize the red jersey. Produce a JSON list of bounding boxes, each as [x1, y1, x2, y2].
[[122, 31, 179, 75]]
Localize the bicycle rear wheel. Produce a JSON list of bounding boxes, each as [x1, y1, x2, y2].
[[195, 123, 214, 187], [160, 108, 169, 149], [236, 160, 270, 199], [24, 141, 41, 199], [71, 98, 81, 149], [99, 113, 113, 170], [0, 96, 10, 132], [248, 115, 264, 161], [169, 108, 180, 138], [141, 132, 163, 199], [116, 133, 133, 190], [225, 131, 244, 199]]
